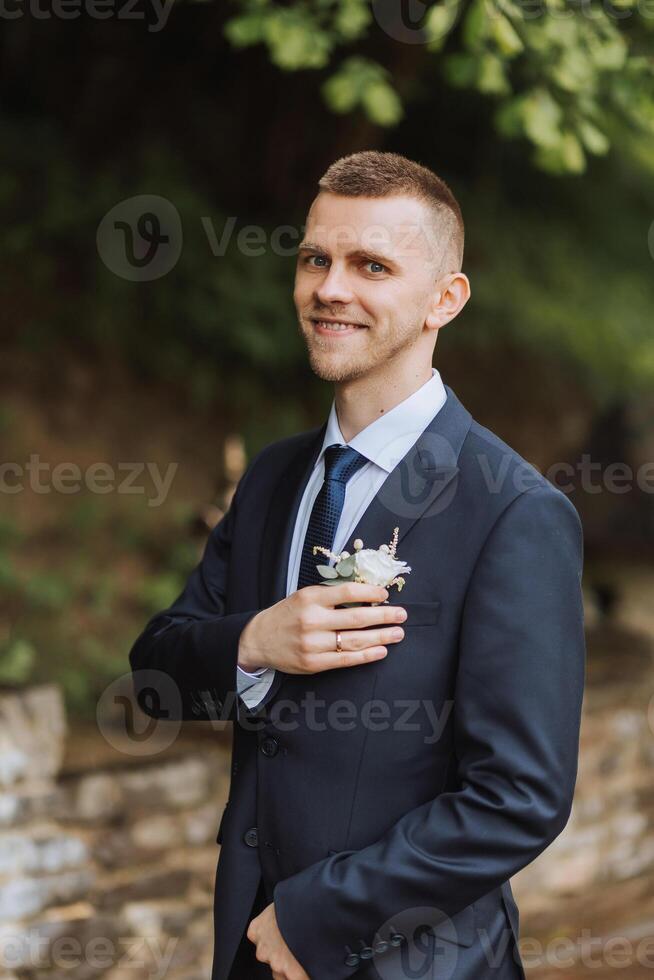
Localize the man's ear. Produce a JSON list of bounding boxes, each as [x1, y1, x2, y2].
[[425, 272, 471, 332]]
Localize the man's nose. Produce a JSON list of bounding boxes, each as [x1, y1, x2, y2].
[[314, 264, 355, 305]]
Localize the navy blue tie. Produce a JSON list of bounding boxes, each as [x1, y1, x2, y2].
[[297, 444, 368, 590]]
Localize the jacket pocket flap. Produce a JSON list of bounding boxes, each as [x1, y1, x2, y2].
[[398, 600, 441, 627]]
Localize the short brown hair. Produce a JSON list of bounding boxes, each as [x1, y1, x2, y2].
[[317, 150, 464, 273]]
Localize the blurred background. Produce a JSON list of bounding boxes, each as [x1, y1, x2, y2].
[[1, 2, 654, 977]]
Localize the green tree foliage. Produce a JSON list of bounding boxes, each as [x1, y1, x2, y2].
[[1, 7, 653, 711], [224, 0, 654, 173]]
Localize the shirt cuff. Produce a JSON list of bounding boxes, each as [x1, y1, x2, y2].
[[236, 667, 276, 711]]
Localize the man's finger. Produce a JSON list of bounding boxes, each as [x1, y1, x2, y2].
[[304, 646, 388, 672], [310, 582, 389, 605]]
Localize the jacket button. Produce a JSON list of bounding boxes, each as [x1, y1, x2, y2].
[[243, 827, 259, 847], [360, 946, 373, 959], [374, 940, 389, 954], [260, 736, 279, 757], [344, 953, 360, 966], [390, 933, 406, 947]]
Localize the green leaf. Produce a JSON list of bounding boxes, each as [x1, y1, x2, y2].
[[463, 0, 490, 51], [323, 56, 393, 117], [0, 638, 36, 685], [543, 16, 578, 49], [361, 80, 403, 125], [317, 564, 339, 578], [477, 53, 511, 94], [559, 129, 586, 171], [578, 119, 609, 155], [522, 87, 563, 148], [223, 13, 266, 47], [334, 0, 372, 40], [442, 52, 478, 88], [550, 49, 595, 94], [533, 129, 586, 174], [494, 95, 526, 138], [323, 71, 359, 113], [425, 0, 462, 51], [489, 12, 523, 57], [586, 25, 627, 71], [335, 555, 356, 575], [264, 10, 332, 70]]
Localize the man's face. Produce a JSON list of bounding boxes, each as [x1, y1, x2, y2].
[[294, 192, 448, 383]]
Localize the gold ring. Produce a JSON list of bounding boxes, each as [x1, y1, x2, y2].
[[336, 631, 342, 653]]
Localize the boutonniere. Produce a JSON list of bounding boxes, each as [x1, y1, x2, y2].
[[313, 526, 411, 605]]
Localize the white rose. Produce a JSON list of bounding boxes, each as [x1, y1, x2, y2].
[[354, 548, 411, 587]]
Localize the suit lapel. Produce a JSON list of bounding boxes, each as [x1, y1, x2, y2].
[[258, 384, 471, 610], [334, 384, 471, 571], [258, 422, 326, 611]]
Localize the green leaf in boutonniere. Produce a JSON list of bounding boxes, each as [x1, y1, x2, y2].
[[334, 554, 356, 577], [316, 565, 339, 579], [311, 527, 411, 606]]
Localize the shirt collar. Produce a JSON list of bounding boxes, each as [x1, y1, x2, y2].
[[319, 367, 447, 474]]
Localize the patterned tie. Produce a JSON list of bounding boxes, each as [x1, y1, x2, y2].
[[296, 444, 368, 590]]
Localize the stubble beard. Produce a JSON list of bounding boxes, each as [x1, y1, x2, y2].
[[297, 314, 421, 384]]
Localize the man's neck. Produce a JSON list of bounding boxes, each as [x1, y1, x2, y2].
[[333, 365, 434, 442]]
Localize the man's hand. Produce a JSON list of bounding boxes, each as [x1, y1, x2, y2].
[[237, 581, 407, 673], [247, 901, 310, 980]]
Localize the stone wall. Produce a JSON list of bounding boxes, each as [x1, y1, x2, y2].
[[0, 684, 230, 980], [2, 605, 654, 980], [512, 608, 654, 979]]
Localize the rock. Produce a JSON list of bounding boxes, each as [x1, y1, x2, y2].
[[74, 774, 123, 823], [120, 757, 211, 811], [0, 831, 88, 876], [131, 815, 184, 850], [182, 804, 220, 847], [93, 869, 192, 910], [0, 686, 66, 786], [0, 870, 93, 923]]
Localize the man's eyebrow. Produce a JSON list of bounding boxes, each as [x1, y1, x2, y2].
[[297, 242, 397, 267], [298, 241, 327, 254]]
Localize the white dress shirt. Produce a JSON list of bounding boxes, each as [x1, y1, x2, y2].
[[235, 367, 448, 709]]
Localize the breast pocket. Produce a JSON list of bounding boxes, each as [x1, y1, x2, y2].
[[397, 600, 441, 627], [374, 599, 451, 706]]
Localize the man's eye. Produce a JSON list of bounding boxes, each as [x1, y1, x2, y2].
[[307, 254, 328, 267], [365, 261, 386, 274]]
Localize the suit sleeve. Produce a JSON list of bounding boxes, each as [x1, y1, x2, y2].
[[128, 459, 263, 723], [273, 483, 586, 978]]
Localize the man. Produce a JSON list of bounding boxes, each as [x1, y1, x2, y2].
[[129, 151, 586, 980]]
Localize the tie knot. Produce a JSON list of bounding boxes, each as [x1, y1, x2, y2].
[[323, 444, 367, 484]]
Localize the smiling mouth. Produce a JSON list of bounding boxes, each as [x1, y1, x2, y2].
[[311, 318, 368, 333]]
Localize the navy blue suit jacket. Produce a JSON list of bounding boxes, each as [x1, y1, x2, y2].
[[129, 384, 586, 980]]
